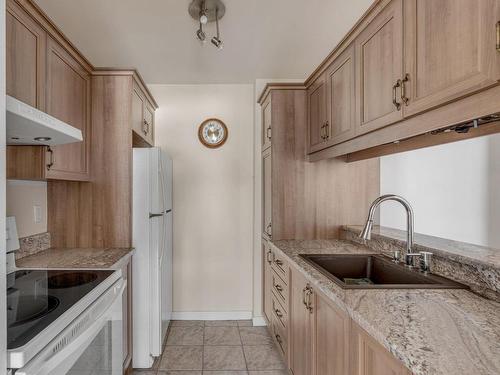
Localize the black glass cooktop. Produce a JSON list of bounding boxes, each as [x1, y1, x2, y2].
[[7, 269, 113, 350]]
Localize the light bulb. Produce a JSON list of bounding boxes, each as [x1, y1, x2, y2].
[[200, 13, 208, 24]]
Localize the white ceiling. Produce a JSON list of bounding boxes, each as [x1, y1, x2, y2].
[[34, 0, 373, 84]]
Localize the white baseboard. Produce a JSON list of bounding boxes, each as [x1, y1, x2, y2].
[[252, 316, 267, 326], [171, 311, 253, 321]]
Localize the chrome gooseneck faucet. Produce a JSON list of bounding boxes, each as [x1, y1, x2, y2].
[[360, 194, 419, 266]]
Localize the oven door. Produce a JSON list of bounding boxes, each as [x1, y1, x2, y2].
[[14, 279, 125, 375]]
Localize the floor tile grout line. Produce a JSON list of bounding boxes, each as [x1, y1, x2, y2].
[[237, 324, 248, 372]]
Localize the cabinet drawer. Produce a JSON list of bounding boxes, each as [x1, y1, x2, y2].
[[272, 269, 288, 306], [271, 292, 288, 329], [272, 313, 288, 360], [271, 252, 289, 283]]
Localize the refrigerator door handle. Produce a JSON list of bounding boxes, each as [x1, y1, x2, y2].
[[165, 209, 172, 214], [149, 212, 164, 219]]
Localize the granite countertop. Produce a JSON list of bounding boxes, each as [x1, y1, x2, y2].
[[271, 239, 500, 375], [16, 247, 134, 270]]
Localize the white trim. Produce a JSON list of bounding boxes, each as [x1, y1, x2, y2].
[[171, 311, 252, 321], [252, 316, 267, 327]]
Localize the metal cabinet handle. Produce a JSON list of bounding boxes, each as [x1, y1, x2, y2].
[[497, 21, 500, 52], [275, 284, 283, 292], [274, 308, 283, 318], [392, 79, 402, 110], [266, 126, 272, 140], [266, 250, 273, 264], [149, 212, 164, 218], [302, 286, 308, 307], [143, 119, 150, 135], [274, 259, 283, 267], [266, 222, 272, 237], [324, 121, 329, 140], [46, 147, 54, 170], [304, 285, 313, 313], [275, 334, 283, 344], [401, 74, 410, 106]]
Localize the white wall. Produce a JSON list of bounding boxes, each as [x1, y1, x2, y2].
[[6, 180, 47, 238], [149, 84, 254, 319], [380, 134, 500, 248]]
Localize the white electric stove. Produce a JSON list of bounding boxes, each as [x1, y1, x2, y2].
[[6, 218, 125, 375]]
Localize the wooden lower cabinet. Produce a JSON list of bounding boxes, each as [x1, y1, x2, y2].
[[314, 291, 350, 375], [285, 267, 411, 375], [289, 269, 314, 375], [350, 323, 411, 375]]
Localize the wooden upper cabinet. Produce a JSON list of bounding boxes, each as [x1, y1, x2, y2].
[[45, 37, 91, 181], [307, 73, 328, 153], [325, 43, 356, 145], [262, 147, 272, 239], [289, 269, 314, 375], [262, 96, 272, 151], [6, 0, 46, 109], [402, 0, 500, 116], [355, 0, 404, 135], [132, 82, 155, 146], [314, 291, 350, 375], [351, 322, 411, 375]]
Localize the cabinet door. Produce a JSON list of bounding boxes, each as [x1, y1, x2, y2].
[[262, 148, 272, 239], [289, 269, 313, 375], [262, 95, 272, 151], [351, 323, 409, 375], [262, 240, 274, 324], [307, 73, 328, 153], [144, 103, 155, 145], [6, 0, 46, 109], [45, 37, 91, 181], [403, 0, 500, 116], [314, 292, 350, 375], [355, 0, 403, 135], [132, 85, 145, 138], [325, 44, 356, 145]]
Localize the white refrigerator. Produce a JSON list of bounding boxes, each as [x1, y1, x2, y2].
[[132, 147, 173, 368]]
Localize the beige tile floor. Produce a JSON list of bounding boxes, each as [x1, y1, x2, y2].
[[133, 320, 288, 375]]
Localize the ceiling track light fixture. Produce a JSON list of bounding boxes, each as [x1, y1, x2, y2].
[[189, 0, 225, 50]]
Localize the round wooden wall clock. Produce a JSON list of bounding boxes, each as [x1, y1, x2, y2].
[[198, 118, 228, 148]]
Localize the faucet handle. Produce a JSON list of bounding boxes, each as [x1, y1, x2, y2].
[[419, 251, 433, 273], [405, 252, 421, 267], [392, 250, 401, 263]]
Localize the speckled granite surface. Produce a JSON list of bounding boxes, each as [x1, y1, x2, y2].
[[16, 247, 134, 270], [342, 225, 500, 301], [270, 239, 500, 375], [16, 232, 51, 259]]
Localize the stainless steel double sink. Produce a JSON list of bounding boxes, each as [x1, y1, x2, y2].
[[300, 254, 466, 289]]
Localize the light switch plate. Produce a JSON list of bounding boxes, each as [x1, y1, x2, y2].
[[33, 205, 42, 224]]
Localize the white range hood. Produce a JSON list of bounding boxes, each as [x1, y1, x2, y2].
[[6, 95, 83, 146]]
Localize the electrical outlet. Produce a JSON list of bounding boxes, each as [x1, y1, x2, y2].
[[33, 205, 42, 224]]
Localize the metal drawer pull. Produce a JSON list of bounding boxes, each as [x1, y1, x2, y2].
[[392, 79, 402, 110], [304, 285, 313, 313], [401, 74, 410, 105], [324, 121, 329, 139], [275, 334, 283, 345], [274, 259, 284, 267], [266, 126, 272, 140], [266, 250, 273, 264], [497, 21, 500, 52], [302, 286, 308, 307], [274, 308, 283, 318], [46, 147, 54, 170], [275, 284, 283, 292]]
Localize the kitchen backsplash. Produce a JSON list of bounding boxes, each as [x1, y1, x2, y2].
[[16, 232, 51, 260]]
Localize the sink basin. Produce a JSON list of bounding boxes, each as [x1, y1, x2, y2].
[[300, 254, 466, 289]]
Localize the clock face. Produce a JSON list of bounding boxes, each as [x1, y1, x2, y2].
[[198, 119, 228, 148]]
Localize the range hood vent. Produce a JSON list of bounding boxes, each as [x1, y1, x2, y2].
[[6, 95, 83, 146]]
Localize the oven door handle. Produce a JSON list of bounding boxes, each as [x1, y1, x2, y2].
[[15, 279, 125, 375]]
